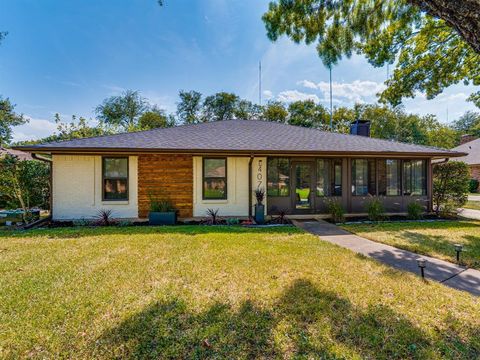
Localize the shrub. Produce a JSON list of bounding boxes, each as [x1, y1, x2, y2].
[[254, 188, 265, 204], [366, 199, 385, 222], [326, 199, 345, 223], [226, 218, 240, 225], [469, 178, 479, 193], [95, 209, 114, 226], [206, 208, 220, 225], [150, 199, 174, 212], [433, 161, 470, 215], [439, 200, 459, 219], [407, 202, 424, 220]]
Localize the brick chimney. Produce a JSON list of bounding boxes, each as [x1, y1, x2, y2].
[[350, 119, 371, 137], [460, 134, 477, 145]]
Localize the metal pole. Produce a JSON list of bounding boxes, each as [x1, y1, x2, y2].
[[329, 65, 333, 131], [259, 61, 262, 106]]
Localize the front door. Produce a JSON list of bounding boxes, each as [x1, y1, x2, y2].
[[292, 162, 314, 212]]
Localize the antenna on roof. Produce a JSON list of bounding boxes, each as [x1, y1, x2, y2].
[[259, 61, 262, 106]]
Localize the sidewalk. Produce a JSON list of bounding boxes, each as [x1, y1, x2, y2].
[[458, 207, 480, 220], [292, 219, 480, 296]]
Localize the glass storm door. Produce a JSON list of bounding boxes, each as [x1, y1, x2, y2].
[[294, 163, 313, 210]]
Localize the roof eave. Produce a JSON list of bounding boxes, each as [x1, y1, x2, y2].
[[12, 145, 467, 158]]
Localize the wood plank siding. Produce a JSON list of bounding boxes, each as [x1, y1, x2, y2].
[[138, 154, 193, 218]]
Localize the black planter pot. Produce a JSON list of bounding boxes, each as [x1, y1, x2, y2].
[[254, 204, 265, 224], [149, 211, 177, 225]]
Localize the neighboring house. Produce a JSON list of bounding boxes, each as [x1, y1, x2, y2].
[[0, 147, 35, 161], [15, 120, 465, 220], [451, 136, 480, 184]]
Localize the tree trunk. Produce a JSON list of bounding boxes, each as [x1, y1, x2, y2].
[[409, 0, 480, 53]]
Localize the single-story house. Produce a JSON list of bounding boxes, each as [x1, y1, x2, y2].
[[15, 119, 466, 220], [451, 136, 480, 186]]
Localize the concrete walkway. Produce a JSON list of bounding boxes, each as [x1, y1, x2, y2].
[[468, 195, 480, 201], [292, 219, 480, 296], [458, 207, 480, 220]]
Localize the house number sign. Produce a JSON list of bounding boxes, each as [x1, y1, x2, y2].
[[256, 159, 263, 189]]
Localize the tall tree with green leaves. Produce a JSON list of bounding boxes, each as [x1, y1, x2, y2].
[[234, 100, 263, 120], [176, 90, 203, 124], [288, 100, 329, 128], [95, 90, 149, 131], [139, 106, 175, 129], [261, 101, 289, 123], [202, 92, 239, 122], [453, 111, 480, 136], [0, 97, 27, 146], [262, 1, 480, 108]]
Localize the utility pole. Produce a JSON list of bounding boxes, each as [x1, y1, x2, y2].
[[259, 61, 262, 106], [329, 65, 333, 131]]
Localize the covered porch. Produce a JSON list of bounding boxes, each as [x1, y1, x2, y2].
[[266, 156, 432, 216]]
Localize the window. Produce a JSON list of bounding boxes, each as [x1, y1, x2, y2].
[[316, 159, 342, 196], [404, 160, 426, 196], [352, 159, 376, 196], [267, 158, 290, 196], [103, 157, 128, 201], [378, 159, 401, 196], [203, 158, 227, 199]]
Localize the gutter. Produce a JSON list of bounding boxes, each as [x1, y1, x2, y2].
[[248, 155, 254, 219], [12, 146, 468, 159]]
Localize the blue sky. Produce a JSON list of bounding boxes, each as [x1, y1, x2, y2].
[[1, 0, 478, 142]]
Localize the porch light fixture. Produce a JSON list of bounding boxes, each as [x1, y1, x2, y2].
[[454, 244, 463, 263], [417, 258, 426, 279]]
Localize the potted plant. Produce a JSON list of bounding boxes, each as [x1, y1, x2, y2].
[[254, 187, 265, 224], [149, 198, 177, 225]]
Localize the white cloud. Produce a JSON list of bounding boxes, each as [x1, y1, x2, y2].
[[277, 90, 320, 103], [298, 79, 386, 103], [298, 80, 318, 90], [12, 116, 58, 142], [262, 90, 273, 100]]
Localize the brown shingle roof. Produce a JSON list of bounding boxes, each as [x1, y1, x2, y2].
[[451, 138, 480, 165], [14, 119, 465, 157], [0, 147, 35, 161]]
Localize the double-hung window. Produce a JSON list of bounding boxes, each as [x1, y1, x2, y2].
[[203, 158, 227, 199], [103, 157, 129, 201]]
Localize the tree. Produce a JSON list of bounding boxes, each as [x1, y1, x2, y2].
[[202, 92, 239, 122], [261, 101, 288, 123], [95, 90, 149, 130], [453, 111, 480, 136], [345, 104, 458, 148], [262, 1, 480, 108], [287, 100, 329, 129], [139, 106, 175, 129], [17, 114, 111, 145], [0, 154, 50, 215], [234, 100, 262, 120], [177, 90, 203, 124], [433, 161, 470, 215], [0, 97, 27, 146]]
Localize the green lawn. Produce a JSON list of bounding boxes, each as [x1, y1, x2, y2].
[[464, 201, 480, 210], [1, 226, 479, 359], [343, 220, 480, 269]]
